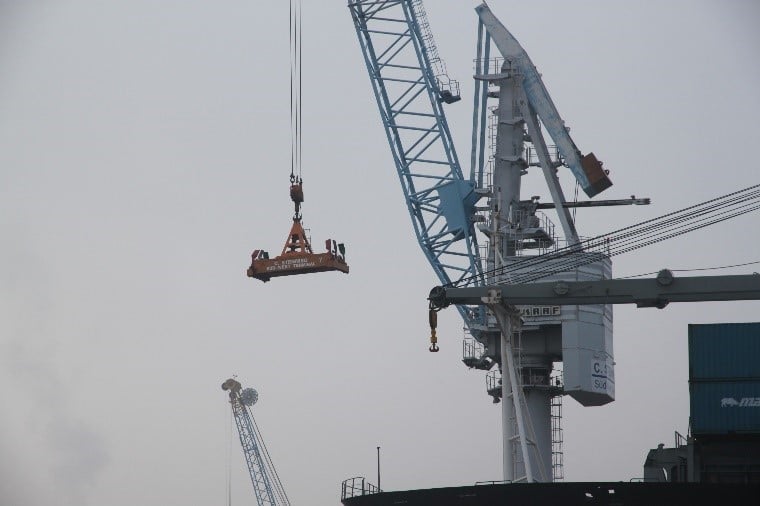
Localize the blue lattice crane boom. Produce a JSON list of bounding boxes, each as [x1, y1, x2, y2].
[[348, 0, 485, 334], [348, 0, 651, 483], [222, 379, 290, 506]]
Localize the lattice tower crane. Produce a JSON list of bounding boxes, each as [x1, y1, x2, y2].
[[222, 379, 291, 506]]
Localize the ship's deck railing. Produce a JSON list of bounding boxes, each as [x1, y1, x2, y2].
[[341, 477, 381, 500], [475, 479, 513, 485]]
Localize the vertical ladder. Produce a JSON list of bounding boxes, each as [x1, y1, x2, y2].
[[551, 391, 564, 481]]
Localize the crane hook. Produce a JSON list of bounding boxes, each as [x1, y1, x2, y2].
[[428, 307, 439, 352], [289, 177, 304, 220]]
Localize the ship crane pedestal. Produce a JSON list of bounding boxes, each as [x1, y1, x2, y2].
[[350, 0, 760, 489], [430, 271, 760, 481]]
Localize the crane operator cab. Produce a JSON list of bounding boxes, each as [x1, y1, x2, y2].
[[247, 180, 349, 282]]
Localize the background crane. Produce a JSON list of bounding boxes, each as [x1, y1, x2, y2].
[[222, 379, 291, 506]]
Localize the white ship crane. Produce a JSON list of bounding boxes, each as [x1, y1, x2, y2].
[[350, 0, 760, 485]]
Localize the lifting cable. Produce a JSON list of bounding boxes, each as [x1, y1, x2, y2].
[[226, 405, 233, 506], [290, 0, 302, 185], [572, 180, 579, 224], [509, 186, 760, 284], [618, 260, 760, 279], [246, 404, 292, 506], [288, 0, 305, 221], [448, 183, 760, 288]]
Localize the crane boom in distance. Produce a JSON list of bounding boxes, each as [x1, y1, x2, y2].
[[222, 378, 291, 506]]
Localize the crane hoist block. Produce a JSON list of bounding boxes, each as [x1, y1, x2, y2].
[[247, 219, 349, 282]]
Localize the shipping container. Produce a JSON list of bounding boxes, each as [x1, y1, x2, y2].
[[688, 323, 760, 380], [690, 380, 760, 435]]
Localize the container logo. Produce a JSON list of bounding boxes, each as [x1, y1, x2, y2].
[[721, 397, 760, 408]]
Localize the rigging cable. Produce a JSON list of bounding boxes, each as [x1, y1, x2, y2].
[[510, 193, 760, 284], [289, 0, 293, 180], [572, 180, 579, 224], [246, 404, 292, 505], [617, 260, 760, 279], [290, 0, 302, 184], [448, 183, 760, 287], [526, 186, 760, 283], [227, 402, 233, 506]]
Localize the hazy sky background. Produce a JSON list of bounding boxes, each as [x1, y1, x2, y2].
[[1, 1, 759, 505]]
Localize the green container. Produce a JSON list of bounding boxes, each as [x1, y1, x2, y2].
[[689, 380, 760, 435], [688, 323, 760, 380]]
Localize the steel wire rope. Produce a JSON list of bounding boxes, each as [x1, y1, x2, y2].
[[289, 0, 294, 180], [589, 188, 760, 248], [289, 0, 302, 183], [510, 197, 760, 284], [246, 404, 292, 506], [251, 413, 288, 506], [510, 200, 760, 284], [561, 186, 760, 257], [586, 193, 760, 255], [246, 403, 277, 503], [227, 404, 233, 506], [610, 202, 760, 257], [578, 183, 760, 248], [448, 183, 760, 288], [518, 186, 760, 275], [617, 260, 760, 279], [520, 193, 760, 275], [572, 180, 579, 224], [298, 0, 302, 181], [606, 195, 760, 250]]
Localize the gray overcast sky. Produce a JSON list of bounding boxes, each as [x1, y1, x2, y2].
[[1, 1, 759, 505]]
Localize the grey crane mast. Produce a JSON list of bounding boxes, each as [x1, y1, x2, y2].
[[461, 2, 760, 483], [470, 2, 630, 482]]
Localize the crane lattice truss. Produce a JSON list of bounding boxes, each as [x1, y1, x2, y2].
[[349, 0, 484, 325], [223, 379, 289, 506], [230, 397, 278, 506]]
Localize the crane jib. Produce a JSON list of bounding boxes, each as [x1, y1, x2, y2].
[[475, 3, 612, 197], [429, 272, 760, 310], [348, 0, 484, 331]]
